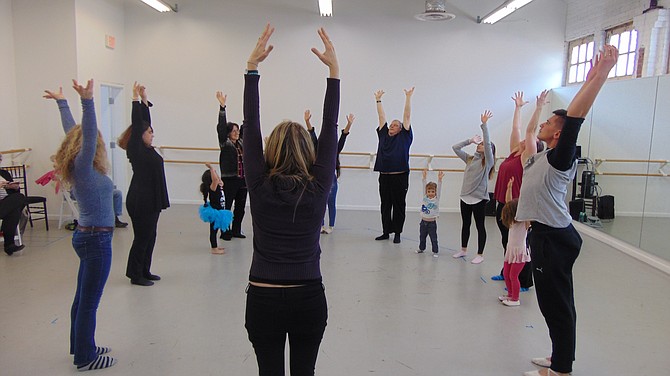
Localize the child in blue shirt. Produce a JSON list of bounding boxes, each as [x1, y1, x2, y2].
[[417, 170, 444, 257]]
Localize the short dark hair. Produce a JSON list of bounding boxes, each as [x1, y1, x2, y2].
[[553, 109, 567, 118]]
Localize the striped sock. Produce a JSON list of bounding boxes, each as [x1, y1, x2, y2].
[[77, 355, 117, 371], [95, 346, 112, 355]]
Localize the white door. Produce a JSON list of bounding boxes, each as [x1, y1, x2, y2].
[[99, 84, 127, 195]]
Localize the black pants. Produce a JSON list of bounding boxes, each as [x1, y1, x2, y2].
[[418, 220, 438, 253], [378, 172, 409, 235], [0, 193, 26, 248], [460, 199, 487, 254], [222, 176, 247, 239], [496, 201, 533, 288], [529, 222, 582, 374], [125, 208, 160, 280], [245, 283, 327, 376]]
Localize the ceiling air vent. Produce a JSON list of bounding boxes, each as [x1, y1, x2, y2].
[[415, 0, 456, 21]]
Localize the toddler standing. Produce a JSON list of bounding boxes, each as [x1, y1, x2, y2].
[[416, 170, 444, 257], [199, 163, 233, 254], [499, 176, 531, 306]]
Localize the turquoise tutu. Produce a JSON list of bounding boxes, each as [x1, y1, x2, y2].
[[198, 203, 234, 231]]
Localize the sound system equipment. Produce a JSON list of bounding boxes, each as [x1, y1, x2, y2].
[[579, 170, 596, 198], [569, 199, 585, 221], [598, 195, 615, 219]]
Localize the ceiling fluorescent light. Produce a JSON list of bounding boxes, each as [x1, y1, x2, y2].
[[479, 0, 533, 24], [318, 0, 333, 17], [140, 0, 177, 13]]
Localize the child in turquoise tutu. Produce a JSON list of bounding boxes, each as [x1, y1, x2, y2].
[[199, 163, 233, 254]]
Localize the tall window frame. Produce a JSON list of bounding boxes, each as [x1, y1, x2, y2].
[[606, 22, 638, 79], [566, 36, 595, 85]]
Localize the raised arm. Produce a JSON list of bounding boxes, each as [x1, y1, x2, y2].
[[550, 46, 618, 170], [304, 109, 318, 149], [374, 90, 386, 130], [422, 169, 428, 195], [206, 163, 222, 191], [567, 45, 618, 118], [453, 134, 480, 163], [71, 79, 97, 172], [437, 171, 444, 200], [311, 27, 340, 185], [505, 176, 515, 204], [44, 87, 77, 133], [402, 87, 414, 130], [521, 90, 548, 165], [338, 113, 354, 153], [510, 91, 528, 152], [481, 110, 494, 167], [243, 24, 274, 189], [216, 91, 229, 145]]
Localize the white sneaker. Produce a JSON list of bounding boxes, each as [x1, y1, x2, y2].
[[415, 249, 425, 254], [498, 295, 511, 302], [452, 250, 467, 258], [321, 226, 327, 234], [502, 299, 520, 306], [531, 357, 551, 368], [324, 227, 333, 234], [471, 255, 484, 264], [432, 253, 439, 258]]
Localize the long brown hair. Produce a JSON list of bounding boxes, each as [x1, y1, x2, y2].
[[54, 125, 108, 184], [501, 198, 519, 228], [117, 121, 151, 150], [264, 121, 316, 187]]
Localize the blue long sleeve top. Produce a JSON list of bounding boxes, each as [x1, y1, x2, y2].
[[243, 73, 340, 284], [71, 98, 114, 227]]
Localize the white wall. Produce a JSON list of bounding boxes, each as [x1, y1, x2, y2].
[[120, 0, 567, 209], [0, 0, 19, 151]]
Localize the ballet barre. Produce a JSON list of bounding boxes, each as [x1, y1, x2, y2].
[[594, 158, 668, 177]]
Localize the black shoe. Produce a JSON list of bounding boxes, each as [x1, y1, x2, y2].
[[221, 234, 233, 241], [232, 233, 246, 239], [4, 244, 25, 256], [115, 217, 128, 228], [393, 233, 401, 243], [144, 274, 161, 281], [375, 233, 389, 241], [130, 278, 154, 286]]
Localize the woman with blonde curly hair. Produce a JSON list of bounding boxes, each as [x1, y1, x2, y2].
[[53, 79, 117, 371]]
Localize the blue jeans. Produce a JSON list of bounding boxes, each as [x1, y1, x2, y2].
[[70, 230, 113, 366], [419, 220, 438, 253], [113, 189, 123, 217], [324, 175, 338, 227]]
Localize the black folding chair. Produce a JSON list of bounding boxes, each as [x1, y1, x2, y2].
[[4, 165, 49, 231]]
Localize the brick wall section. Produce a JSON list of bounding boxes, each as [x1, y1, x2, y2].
[[566, 0, 669, 78]]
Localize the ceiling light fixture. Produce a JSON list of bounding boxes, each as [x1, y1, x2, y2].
[[140, 0, 178, 13], [318, 0, 333, 17], [478, 0, 533, 24]]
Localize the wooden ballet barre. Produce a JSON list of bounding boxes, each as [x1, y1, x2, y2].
[[596, 172, 668, 177], [594, 158, 668, 163], [0, 148, 32, 154], [340, 151, 374, 156], [159, 146, 218, 152], [340, 165, 371, 170], [163, 159, 217, 165]]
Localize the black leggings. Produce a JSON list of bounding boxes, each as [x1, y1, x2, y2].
[[245, 283, 327, 376], [460, 199, 487, 254]]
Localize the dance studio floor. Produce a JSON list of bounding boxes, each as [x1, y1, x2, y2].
[[1, 205, 669, 376]]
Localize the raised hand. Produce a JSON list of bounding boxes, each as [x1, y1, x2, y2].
[[139, 85, 147, 102], [422, 169, 427, 180], [507, 176, 515, 189], [438, 171, 445, 181], [404, 87, 415, 97], [345, 113, 355, 125], [216, 91, 227, 107], [374, 90, 385, 101], [512, 91, 528, 108], [132, 81, 140, 100], [43, 87, 65, 100], [470, 134, 482, 144], [536, 89, 549, 107], [248, 23, 274, 70], [481, 110, 493, 124], [72, 79, 93, 100], [304, 109, 312, 123], [588, 45, 619, 81], [311, 27, 338, 78]]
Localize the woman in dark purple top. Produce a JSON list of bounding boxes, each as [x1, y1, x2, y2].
[[242, 24, 339, 375]]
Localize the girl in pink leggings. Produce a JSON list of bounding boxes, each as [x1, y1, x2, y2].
[[499, 177, 530, 306]]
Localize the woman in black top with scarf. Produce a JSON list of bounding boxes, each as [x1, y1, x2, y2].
[[118, 82, 169, 287], [216, 91, 247, 240]]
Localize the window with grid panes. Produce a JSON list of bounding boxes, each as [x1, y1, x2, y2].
[[567, 36, 594, 84], [606, 22, 638, 78]]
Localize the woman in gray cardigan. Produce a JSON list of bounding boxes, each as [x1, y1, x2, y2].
[[452, 110, 496, 264]]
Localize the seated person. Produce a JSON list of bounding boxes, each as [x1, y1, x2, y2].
[[0, 154, 27, 255]]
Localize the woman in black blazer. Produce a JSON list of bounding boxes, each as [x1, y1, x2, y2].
[[118, 82, 169, 286]]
